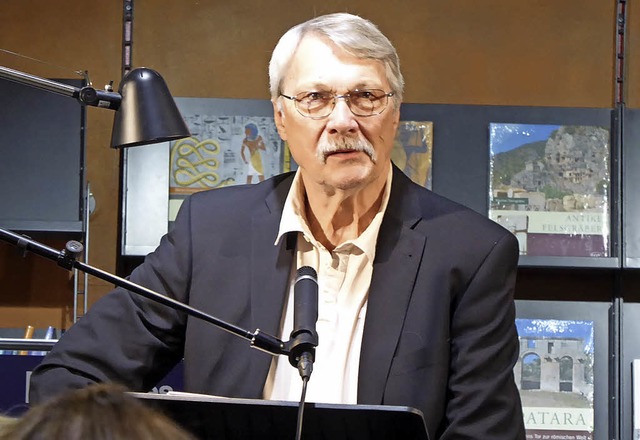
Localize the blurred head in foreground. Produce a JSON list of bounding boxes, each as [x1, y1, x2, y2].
[[0, 383, 195, 440]]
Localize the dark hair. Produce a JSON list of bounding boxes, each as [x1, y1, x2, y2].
[[0, 384, 195, 440], [245, 122, 259, 139]]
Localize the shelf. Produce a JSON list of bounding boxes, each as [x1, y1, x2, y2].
[[519, 256, 620, 269]]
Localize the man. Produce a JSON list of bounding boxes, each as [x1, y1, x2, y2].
[[30, 13, 525, 439], [240, 122, 267, 183]]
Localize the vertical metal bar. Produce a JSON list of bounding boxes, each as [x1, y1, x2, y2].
[[117, 0, 135, 277], [615, 0, 627, 106], [613, 2, 627, 438], [611, 294, 621, 440], [123, 0, 134, 77], [83, 182, 91, 316], [73, 268, 79, 323]]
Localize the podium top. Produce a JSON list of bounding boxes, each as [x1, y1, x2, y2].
[[131, 392, 429, 440]]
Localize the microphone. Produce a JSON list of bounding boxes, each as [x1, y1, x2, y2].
[[288, 266, 319, 380]]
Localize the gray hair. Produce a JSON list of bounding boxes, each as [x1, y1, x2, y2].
[[269, 13, 404, 104]]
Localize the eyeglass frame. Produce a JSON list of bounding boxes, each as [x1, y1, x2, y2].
[[279, 89, 395, 119]]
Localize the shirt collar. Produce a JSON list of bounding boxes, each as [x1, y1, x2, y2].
[[274, 170, 310, 245]]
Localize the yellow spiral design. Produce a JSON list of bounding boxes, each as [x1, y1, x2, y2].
[[170, 137, 221, 188]]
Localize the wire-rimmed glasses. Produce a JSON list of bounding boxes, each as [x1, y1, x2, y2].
[[279, 89, 395, 119]]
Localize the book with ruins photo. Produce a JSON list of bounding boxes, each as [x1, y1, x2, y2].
[[489, 123, 610, 257], [515, 318, 594, 439]]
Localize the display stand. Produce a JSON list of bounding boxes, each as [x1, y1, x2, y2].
[[131, 392, 430, 440]]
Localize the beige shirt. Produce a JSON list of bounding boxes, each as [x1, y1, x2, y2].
[[263, 168, 392, 404]]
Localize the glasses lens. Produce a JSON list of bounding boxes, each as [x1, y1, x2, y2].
[[349, 89, 387, 116], [295, 91, 334, 118]]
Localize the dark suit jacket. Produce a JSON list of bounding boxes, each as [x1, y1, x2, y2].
[[30, 167, 525, 439]]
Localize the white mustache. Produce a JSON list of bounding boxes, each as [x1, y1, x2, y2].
[[316, 136, 377, 163]]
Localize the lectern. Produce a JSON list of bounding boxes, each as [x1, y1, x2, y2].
[[132, 392, 430, 440]]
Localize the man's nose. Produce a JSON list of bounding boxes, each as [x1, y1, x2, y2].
[[326, 97, 358, 133]]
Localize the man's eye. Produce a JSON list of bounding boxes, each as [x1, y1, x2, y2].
[[305, 92, 330, 101], [354, 90, 375, 100]]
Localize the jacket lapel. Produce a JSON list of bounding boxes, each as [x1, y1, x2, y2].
[[358, 168, 427, 404], [249, 175, 296, 388]]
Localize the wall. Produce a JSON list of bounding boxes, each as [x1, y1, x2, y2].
[[132, 0, 615, 107]]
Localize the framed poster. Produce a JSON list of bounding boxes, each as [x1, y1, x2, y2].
[[122, 97, 278, 255]]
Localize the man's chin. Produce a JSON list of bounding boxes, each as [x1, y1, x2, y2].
[[323, 166, 375, 191]]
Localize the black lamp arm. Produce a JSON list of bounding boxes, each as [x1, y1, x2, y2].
[[0, 227, 287, 357], [0, 65, 121, 110]]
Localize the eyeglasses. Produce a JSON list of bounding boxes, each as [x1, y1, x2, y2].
[[279, 89, 395, 119]]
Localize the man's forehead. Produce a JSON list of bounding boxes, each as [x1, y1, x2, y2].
[[286, 35, 389, 89]]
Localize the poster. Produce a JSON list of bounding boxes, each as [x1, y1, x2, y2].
[[168, 99, 283, 221]]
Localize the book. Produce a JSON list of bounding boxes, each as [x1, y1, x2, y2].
[[515, 318, 594, 439], [489, 123, 610, 257], [391, 120, 433, 189]]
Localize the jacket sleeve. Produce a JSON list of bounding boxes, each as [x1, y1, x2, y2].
[[441, 231, 525, 439], [29, 196, 196, 404]]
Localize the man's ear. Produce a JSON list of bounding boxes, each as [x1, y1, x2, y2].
[[272, 99, 288, 141]]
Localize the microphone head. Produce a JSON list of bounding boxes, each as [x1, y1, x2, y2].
[[296, 266, 317, 281], [288, 265, 319, 372]]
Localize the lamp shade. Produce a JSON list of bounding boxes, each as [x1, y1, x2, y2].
[[110, 68, 190, 148]]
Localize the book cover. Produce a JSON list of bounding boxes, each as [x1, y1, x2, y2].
[[515, 318, 594, 439], [391, 120, 433, 189], [489, 123, 610, 257]]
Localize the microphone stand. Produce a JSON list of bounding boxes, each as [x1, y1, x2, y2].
[[0, 227, 286, 357]]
